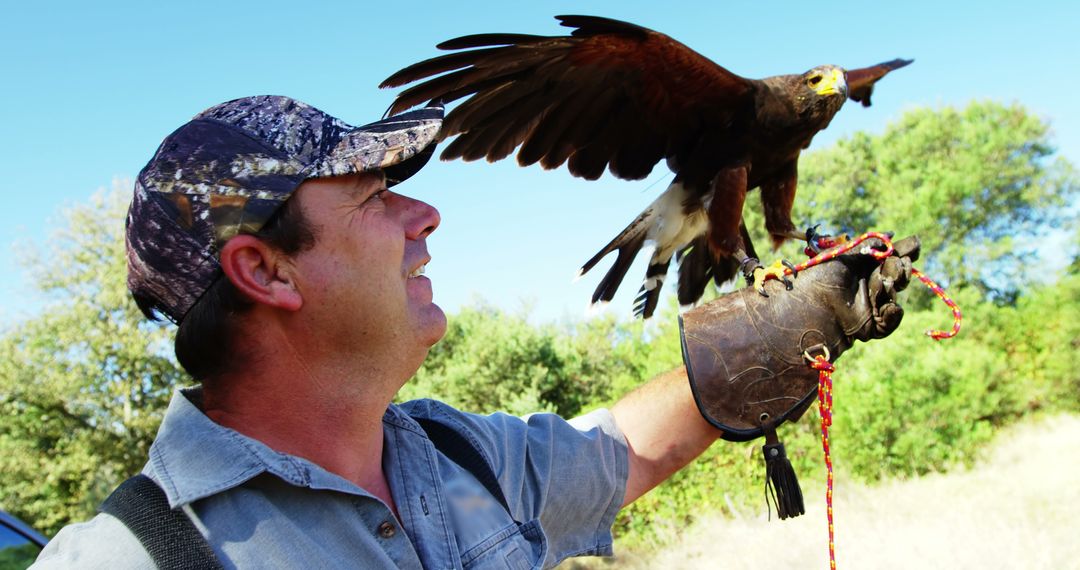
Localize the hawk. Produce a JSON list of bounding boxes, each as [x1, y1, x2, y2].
[[381, 15, 911, 317]]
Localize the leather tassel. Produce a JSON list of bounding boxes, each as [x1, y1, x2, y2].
[[763, 422, 805, 520]]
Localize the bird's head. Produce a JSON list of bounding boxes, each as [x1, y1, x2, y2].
[[803, 66, 847, 97], [793, 65, 848, 118]]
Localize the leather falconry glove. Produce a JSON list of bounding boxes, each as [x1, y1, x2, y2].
[[680, 235, 920, 519]]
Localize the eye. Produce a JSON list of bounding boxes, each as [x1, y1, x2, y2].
[[807, 75, 822, 88], [350, 189, 388, 212]]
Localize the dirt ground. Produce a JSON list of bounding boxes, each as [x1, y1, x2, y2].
[[578, 413, 1080, 570]]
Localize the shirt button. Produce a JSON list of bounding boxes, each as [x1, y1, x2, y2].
[[378, 521, 396, 539]]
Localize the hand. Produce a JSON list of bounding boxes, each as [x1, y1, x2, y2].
[[679, 235, 920, 441], [808, 234, 920, 342]]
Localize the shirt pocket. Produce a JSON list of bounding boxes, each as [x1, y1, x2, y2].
[[459, 519, 548, 570]]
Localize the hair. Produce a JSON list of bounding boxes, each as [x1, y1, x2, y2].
[[174, 196, 317, 381]]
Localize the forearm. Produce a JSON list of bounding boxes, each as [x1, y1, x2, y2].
[[610, 366, 722, 506]]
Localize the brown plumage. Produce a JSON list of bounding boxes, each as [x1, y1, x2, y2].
[[381, 15, 912, 317]]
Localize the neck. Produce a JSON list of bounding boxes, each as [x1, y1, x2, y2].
[[201, 324, 410, 500]]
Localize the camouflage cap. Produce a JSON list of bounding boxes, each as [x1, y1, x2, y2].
[[126, 95, 443, 324]]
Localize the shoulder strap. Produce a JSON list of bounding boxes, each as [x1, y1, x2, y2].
[[413, 417, 514, 519], [100, 422, 511, 566], [99, 474, 223, 570]]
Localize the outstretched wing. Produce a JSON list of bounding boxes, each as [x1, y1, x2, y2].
[[846, 58, 914, 107], [381, 15, 757, 182]]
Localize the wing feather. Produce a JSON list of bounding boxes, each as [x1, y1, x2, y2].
[[846, 58, 914, 107], [436, 33, 554, 50], [517, 88, 595, 167], [381, 46, 514, 89], [381, 15, 755, 182]]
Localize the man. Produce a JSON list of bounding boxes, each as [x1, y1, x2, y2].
[[34, 95, 915, 568]]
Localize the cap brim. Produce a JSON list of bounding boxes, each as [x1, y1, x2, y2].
[[308, 103, 443, 185]]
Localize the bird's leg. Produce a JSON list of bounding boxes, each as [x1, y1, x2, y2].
[[734, 248, 794, 297], [755, 166, 801, 290], [768, 226, 853, 256], [707, 167, 794, 296], [801, 225, 851, 256]]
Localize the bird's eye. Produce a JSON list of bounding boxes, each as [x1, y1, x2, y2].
[[807, 75, 822, 87]]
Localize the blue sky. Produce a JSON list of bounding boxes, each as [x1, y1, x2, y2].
[[2, 0, 1077, 326]]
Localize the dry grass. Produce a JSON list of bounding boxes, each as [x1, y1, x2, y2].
[[578, 414, 1080, 570]]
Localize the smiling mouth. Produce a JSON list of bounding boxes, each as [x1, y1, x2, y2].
[[408, 264, 427, 278]]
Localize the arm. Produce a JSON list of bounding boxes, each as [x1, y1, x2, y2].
[[610, 366, 722, 506]]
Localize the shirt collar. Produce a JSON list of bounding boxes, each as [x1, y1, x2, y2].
[[147, 387, 421, 508]]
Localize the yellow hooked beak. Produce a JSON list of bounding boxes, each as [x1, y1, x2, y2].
[[810, 68, 847, 97]]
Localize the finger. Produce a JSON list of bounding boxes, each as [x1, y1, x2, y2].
[[849, 272, 874, 335], [857, 237, 887, 254], [880, 256, 904, 285], [892, 235, 921, 262], [868, 267, 886, 305], [869, 272, 896, 316], [874, 303, 904, 338], [895, 256, 912, 291], [843, 239, 887, 275]]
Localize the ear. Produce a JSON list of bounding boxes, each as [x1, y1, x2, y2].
[[219, 235, 303, 312]]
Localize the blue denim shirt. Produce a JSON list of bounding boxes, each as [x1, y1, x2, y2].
[[34, 388, 628, 569]]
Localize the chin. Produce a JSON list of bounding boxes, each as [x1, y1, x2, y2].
[[416, 303, 448, 347]]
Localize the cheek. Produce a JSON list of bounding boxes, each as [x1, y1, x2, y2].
[[296, 222, 408, 304], [294, 250, 366, 302]]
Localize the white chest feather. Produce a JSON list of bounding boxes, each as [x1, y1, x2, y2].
[[647, 182, 709, 260]]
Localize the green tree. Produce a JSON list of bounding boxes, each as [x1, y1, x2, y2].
[[744, 101, 1078, 304], [1070, 221, 1080, 273], [398, 303, 682, 417], [0, 185, 184, 536]]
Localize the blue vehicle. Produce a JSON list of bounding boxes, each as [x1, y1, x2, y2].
[[0, 510, 48, 569]]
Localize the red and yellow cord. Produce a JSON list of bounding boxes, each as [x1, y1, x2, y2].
[[796, 232, 962, 569]]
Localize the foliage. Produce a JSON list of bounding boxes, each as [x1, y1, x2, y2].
[[832, 277, 1080, 480], [832, 296, 1010, 480], [0, 185, 184, 536], [994, 270, 1080, 411], [0, 542, 42, 570], [744, 101, 1078, 304], [398, 304, 682, 417]]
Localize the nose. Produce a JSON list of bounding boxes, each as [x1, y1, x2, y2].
[[395, 193, 441, 239]]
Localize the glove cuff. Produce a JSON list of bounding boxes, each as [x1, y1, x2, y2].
[[679, 298, 835, 442], [679, 315, 819, 442]]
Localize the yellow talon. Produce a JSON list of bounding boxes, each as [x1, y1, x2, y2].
[[753, 259, 794, 296]]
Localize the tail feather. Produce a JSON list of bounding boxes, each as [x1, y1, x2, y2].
[[676, 237, 714, 305], [580, 180, 706, 315], [676, 223, 759, 306], [633, 257, 671, 318], [579, 208, 651, 277], [589, 233, 647, 305], [711, 257, 741, 288]]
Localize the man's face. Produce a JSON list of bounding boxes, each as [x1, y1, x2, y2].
[[288, 172, 446, 368]]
